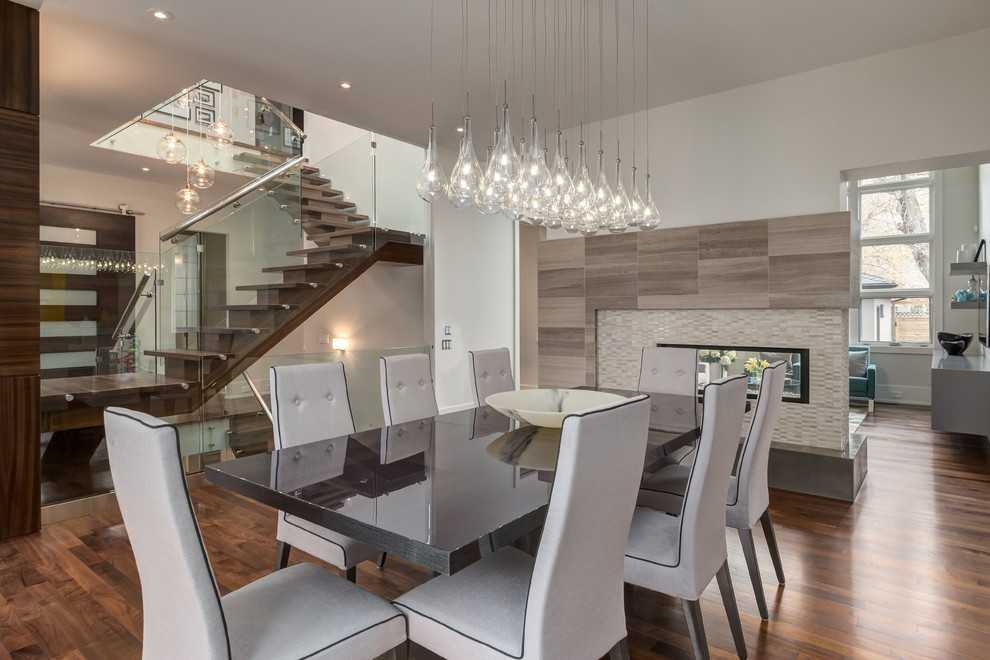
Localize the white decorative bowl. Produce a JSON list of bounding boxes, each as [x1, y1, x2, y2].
[[485, 389, 627, 428]]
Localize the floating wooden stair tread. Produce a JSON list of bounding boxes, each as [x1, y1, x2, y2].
[[261, 262, 347, 273], [302, 218, 369, 232], [233, 151, 293, 167], [302, 208, 370, 222], [286, 243, 369, 256], [211, 303, 299, 311], [235, 282, 325, 291], [40, 373, 195, 402], [302, 183, 344, 197], [176, 326, 267, 335], [145, 349, 234, 360], [302, 197, 357, 211], [302, 173, 333, 186], [305, 228, 375, 242]]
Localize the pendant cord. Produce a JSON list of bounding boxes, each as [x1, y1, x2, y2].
[[632, 0, 636, 169]]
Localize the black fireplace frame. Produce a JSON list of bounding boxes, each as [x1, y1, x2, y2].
[[657, 342, 810, 404]]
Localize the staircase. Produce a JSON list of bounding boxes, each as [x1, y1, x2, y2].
[[148, 163, 423, 401], [41, 162, 423, 434]]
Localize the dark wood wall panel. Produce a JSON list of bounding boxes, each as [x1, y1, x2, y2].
[[0, 109, 40, 376], [40, 206, 135, 250], [0, 1, 39, 115], [0, 375, 40, 537], [0, 0, 40, 539]]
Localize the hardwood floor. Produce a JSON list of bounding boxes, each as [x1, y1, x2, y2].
[[2, 403, 989, 659]]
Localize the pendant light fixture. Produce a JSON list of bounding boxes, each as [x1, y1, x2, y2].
[[206, 86, 234, 149], [416, 0, 449, 202], [187, 89, 216, 189], [419, 0, 658, 233], [157, 105, 186, 163], [448, 0, 482, 208], [639, 0, 661, 230]]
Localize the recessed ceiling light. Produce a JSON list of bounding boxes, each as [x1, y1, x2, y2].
[[456, 127, 464, 132], [338, 81, 352, 89], [148, 8, 173, 21], [141, 167, 151, 172]]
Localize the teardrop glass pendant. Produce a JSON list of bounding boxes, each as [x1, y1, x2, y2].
[[157, 132, 186, 164], [448, 114, 482, 208], [523, 119, 550, 224], [609, 157, 631, 233], [416, 124, 448, 202], [640, 172, 661, 230], [476, 146, 504, 215], [568, 140, 595, 233], [593, 149, 613, 229], [544, 130, 573, 230], [504, 133, 528, 220], [627, 166, 644, 227], [188, 159, 215, 189]]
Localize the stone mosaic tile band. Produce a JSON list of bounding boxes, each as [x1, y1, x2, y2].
[[596, 308, 850, 450]]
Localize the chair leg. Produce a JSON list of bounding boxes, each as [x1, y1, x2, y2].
[[759, 509, 786, 585], [274, 541, 290, 571], [607, 637, 630, 660], [737, 527, 769, 620], [715, 561, 748, 659], [377, 552, 388, 569], [682, 599, 711, 660], [344, 566, 357, 583], [868, 398, 874, 414], [383, 641, 408, 660]]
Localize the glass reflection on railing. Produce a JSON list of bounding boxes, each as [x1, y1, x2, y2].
[[92, 80, 303, 181]]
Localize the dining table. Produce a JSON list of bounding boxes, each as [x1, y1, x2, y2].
[[205, 389, 703, 575]]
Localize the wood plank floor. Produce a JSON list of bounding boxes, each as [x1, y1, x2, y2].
[[2, 403, 989, 659]]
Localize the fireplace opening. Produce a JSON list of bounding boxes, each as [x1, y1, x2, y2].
[[658, 343, 810, 404]]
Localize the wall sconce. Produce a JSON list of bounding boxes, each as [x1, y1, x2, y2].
[[331, 337, 349, 351]]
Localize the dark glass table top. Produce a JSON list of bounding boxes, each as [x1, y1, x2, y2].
[[206, 395, 698, 575]]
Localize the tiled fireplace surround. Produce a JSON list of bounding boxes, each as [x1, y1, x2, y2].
[[537, 212, 864, 496]]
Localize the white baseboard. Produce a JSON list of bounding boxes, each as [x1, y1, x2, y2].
[[875, 383, 931, 406]]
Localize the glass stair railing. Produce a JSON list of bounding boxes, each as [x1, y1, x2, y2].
[[93, 80, 303, 183], [153, 147, 426, 468]]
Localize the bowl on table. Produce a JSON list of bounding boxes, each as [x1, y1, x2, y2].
[[937, 331, 973, 356], [485, 388, 627, 428]]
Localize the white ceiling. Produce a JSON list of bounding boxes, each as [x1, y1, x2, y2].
[[38, 0, 990, 181]]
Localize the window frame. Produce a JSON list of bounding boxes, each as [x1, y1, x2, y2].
[[850, 171, 941, 349]]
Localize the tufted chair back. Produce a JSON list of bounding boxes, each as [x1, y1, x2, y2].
[[379, 354, 439, 426], [270, 362, 355, 450], [468, 347, 515, 407]]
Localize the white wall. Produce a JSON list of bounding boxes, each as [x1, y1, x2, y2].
[[540, 27, 990, 406], [430, 167, 517, 411]]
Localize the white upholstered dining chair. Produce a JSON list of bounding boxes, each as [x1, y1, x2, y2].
[[467, 347, 515, 406], [624, 375, 750, 660], [637, 360, 788, 620], [394, 394, 652, 660], [639, 346, 701, 465], [380, 353, 439, 426], [269, 362, 384, 581], [103, 406, 407, 660]]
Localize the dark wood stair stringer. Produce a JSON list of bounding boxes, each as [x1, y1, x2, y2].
[[198, 240, 423, 399]]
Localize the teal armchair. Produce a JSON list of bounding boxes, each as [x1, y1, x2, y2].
[[849, 345, 876, 413]]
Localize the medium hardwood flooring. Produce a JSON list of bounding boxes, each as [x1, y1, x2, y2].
[[2, 403, 989, 659]]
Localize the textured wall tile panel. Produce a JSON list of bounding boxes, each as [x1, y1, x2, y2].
[[538, 236, 585, 270], [538, 267, 585, 298], [596, 308, 849, 450], [768, 212, 851, 256]]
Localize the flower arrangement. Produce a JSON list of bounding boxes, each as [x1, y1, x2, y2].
[[744, 357, 770, 376], [699, 349, 736, 366]]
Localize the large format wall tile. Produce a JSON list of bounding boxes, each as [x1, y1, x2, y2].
[[538, 235, 585, 270], [699, 220, 769, 260], [768, 212, 850, 256], [537, 267, 585, 298]]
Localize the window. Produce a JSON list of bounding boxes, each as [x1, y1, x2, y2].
[[853, 172, 935, 344]]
